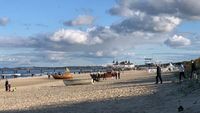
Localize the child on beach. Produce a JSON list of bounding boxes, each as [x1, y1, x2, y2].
[[8, 83, 11, 92]]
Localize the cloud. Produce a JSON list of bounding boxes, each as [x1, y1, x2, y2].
[[109, 0, 200, 19], [0, 26, 163, 61], [0, 36, 37, 48], [108, 0, 191, 33], [109, 0, 135, 17], [0, 17, 9, 26], [95, 51, 104, 57], [63, 15, 95, 26], [88, 50, 115, 58], [87, 49, 135, 58], [50, 29, 103, 45], [42, 51, 66, 62], [0, 27, 194, 66], [0, 51, 72, 67], [111, 14, 181, 33], [164, 35, 191, 48]]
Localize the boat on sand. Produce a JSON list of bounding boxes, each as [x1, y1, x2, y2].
[[52, 68, 73, 79]]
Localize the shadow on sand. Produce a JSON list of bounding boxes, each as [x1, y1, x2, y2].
[[2, 92, 171, 113]]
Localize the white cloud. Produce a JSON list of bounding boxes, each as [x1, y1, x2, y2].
[[50, 29, 103, 45], [86, 49, 136, 58], [109, 5, 134, 17], [45, 51, 66, 62], [0, 24, 168, 65], [0, 55, 17, 62], [96, 51, 103, 57], [109, 0, 200, 20], [107, 0, 200, 35], [152, 16, 181, 32], [111, 14, 181, 33], [109, 0, 136, 17], [63, 15, 95, 26], [164, 35, 191, 48], [0, 17, 9, 26], [50, 29, 88, 44]]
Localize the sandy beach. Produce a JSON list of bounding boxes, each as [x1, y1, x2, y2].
[[0, 70, 200, 113]]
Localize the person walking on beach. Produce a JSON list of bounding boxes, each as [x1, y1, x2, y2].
[[179, 64, 186, 82], [117, 70, 121, 79], [156, 65, 162, 84], [5, 79, 9, 91], [190, 60, 196, 79]]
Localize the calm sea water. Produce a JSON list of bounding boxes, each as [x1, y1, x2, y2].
[[0, 66, 108, 79]]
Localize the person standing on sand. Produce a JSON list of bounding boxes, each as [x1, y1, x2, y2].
[[8, 83, 11, 92], [5, 79, 9, 91], [156, 65, 162, 84], [190, 60, 196, 79], [117, 70, 121, 79], [48, 73, 50, 79], [179, 64, 186, 82]]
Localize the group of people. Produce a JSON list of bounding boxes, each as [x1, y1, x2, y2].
[[178, 60, 197, 82], [4, 79, 16, 92], [155, 60, 198, 84], [90, 70, 121, 83]]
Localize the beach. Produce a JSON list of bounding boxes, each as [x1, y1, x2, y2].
[[0, 70, 200, 113]]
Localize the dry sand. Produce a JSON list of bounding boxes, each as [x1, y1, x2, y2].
[[0, 70, 200, 113]]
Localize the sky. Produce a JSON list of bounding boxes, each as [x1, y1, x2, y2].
[[0, 0, 200, 67]]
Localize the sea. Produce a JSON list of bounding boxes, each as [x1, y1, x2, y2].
[[0, 66, 108, 79]]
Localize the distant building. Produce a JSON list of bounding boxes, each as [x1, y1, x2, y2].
[[107, 60, 135, 70]]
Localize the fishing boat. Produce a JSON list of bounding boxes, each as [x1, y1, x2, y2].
[[52, 68, 73, 79]]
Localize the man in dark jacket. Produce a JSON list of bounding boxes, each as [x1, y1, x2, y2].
[[156, 65, 162, 84], [5, 79, 9, 91]]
